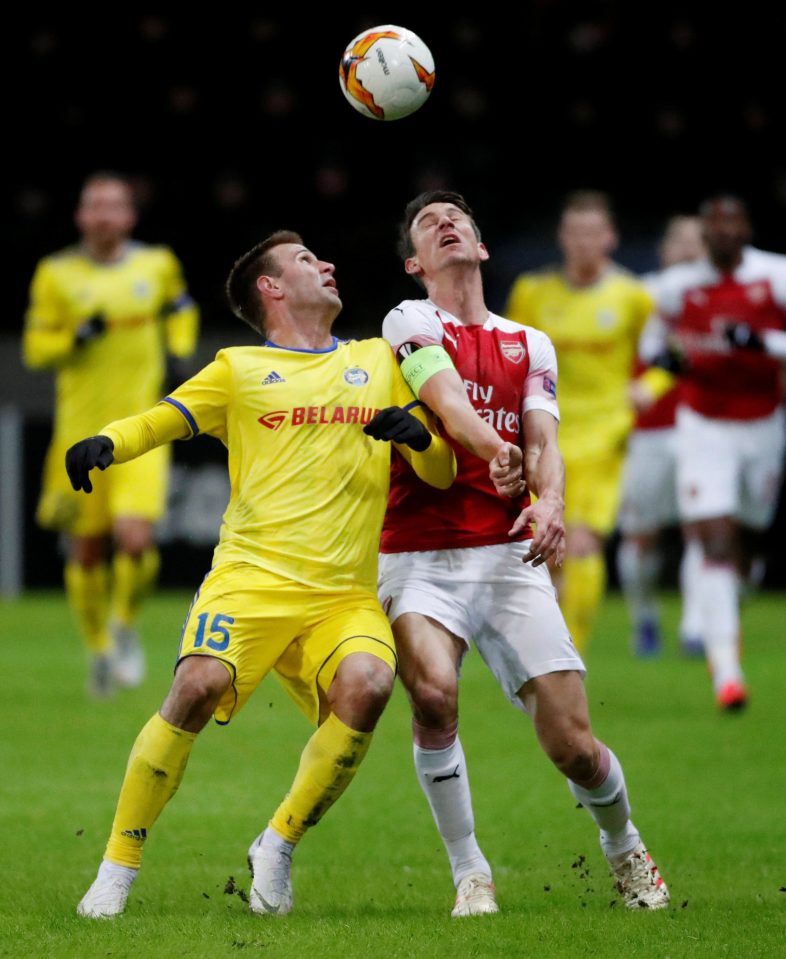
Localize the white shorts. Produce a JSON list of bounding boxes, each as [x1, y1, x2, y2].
[[676, 405, 786, 528], [377, 541, 585, 711], [617, 428, 679, 535]]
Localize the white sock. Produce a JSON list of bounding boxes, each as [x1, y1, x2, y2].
[[99, 859, 138, 885], [700, 561, 742, 690], [413, 736, 492, 886], [679, 538, 705, 642], [617, 540, 661, 628], [568, 746, 640, 861]]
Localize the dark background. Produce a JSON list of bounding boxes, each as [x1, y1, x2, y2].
[[6, 8, 786, 586]]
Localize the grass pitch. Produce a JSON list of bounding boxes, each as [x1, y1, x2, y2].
[[2, 590, 785, 958]]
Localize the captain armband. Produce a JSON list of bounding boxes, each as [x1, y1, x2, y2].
[[399, 344, 455, 397]]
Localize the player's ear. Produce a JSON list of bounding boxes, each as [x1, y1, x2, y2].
[[256, 275, 283, 300], [404, 256, 422, 278], [478, 242, 490, 263]]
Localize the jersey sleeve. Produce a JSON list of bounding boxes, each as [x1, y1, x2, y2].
[[159, 247, 200, 358], [160, 350, 232, 443], [382, 300, 445, 353], [101, 402, 191, 463], [22, 260, 75, 369], [523, 328, 560, 420], [631, 281, 656, 336], [387, 352, 456, 490]]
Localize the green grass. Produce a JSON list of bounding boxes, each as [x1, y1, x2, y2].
[[2, 590, 785, 958]]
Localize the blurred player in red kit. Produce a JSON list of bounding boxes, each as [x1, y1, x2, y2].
[[655, 196, 786, 709]]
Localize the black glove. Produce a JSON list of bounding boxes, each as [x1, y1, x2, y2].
[[65, 435, 115, 493], [363, 406, 432, 452], [649, 345, 687, 375], [74, 313, 107, 347], [725, 322, 764, 352]]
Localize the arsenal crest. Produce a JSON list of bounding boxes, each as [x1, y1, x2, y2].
[[500, 341, 526, 364]]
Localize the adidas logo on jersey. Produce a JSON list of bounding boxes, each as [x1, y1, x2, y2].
[[261, 371, 286, 385]]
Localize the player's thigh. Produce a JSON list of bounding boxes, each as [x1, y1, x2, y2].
[[37, 439, 112, 536], [472, 546, 585, 712], [676, 407, 738, 522], [275, 594, 397, 726], [737, 410, 786, 529], [378, 549, 474, 670], [109, 444, 171, 522], [518, 669, 593, 757], [618, 430, 678, 535], [177, 563, 302, 725], [564, 451, 625, 537]]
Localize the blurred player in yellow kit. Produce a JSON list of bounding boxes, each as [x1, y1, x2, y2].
[[71, 231, 462, 919], [22, 172, 199, 695], [506, 192, 653, 650]]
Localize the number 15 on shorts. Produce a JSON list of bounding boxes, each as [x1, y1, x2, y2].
[[193, 613, 235, 651]]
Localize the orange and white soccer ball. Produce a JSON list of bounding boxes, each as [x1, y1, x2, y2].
[[339, 25, 435, 121]]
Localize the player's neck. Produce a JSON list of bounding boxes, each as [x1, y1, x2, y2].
[[424, 269, 488, 326], [81, 238, 128, 264], [564, 258, 609, 287], [711, 250, 744, 274], [265, 309, 336, 350]]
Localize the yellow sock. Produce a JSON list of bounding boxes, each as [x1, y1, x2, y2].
[[560, 552, 606, 653], [111, 548, 160, 627], [105, 713, 197, 868], [64, 561, 111, 654], [270, 713, 372, 844]]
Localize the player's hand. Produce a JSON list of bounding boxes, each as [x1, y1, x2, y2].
[[489, 443, 524, 497], [364, 406, 432, 452], [628, 379, 657, 414], [724, 322, 764, 352], [509, 490, 566, 568], [65, 435, 115, 493], [74, 313, 107, 347]]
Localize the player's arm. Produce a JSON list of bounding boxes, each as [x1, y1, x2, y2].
[[405, 351, 523, 491], [725, 322, 786, 360], [22, 261, 104, 368], [365, 393, 456, 489], [66, 355, 231, 492], [508, 409, 566, 567], [160, 248, 199, 359]]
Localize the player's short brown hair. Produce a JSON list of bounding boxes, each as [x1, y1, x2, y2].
[[226, 230, 304, 334], [79, 170, 136, 204], [398, 190, 481, 260], [561, 190, 615, 225]]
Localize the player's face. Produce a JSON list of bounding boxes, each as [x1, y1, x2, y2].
[[701, 200, 751, 263], [75, 180, 137, 245], [558, 210, 617, 268], [263, 244, 342, 315], [406, 202, 488, 280], [659, 217, 705, 268]]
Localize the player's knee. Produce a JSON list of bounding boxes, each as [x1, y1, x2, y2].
[[114, 520, 153, 557], [329, 654, 394, 729], [169, 658, 229, 712], [409, 675, 458, 726], [545, 730, 595, 780]]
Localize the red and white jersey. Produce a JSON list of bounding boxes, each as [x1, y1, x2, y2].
[[380, 298, 560, 553], [656, 246, 786, 420]]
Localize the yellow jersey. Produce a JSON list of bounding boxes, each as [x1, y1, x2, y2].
[[22, 241, 199, 444], [102, 338, 455, 593], [505, 266, 653, 460]]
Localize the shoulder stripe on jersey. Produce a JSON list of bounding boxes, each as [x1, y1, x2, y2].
[[162, 396, 199, 436]]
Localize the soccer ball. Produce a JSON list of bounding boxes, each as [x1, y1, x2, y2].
[[339, 25, 435, 121]]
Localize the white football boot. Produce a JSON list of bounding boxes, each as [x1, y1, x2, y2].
[[609, 843, 670, 909], [77, 862, 137, 918], [451, 873, 498, 917], [248, 829, 294, 916]]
